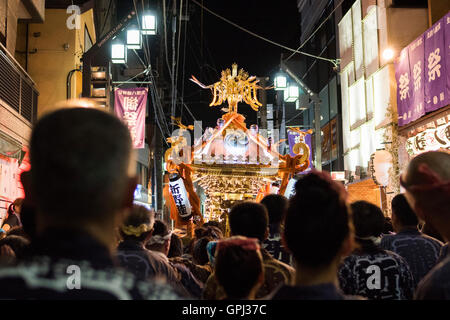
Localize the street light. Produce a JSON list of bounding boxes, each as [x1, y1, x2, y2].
[[284, 85, 299, 102], [142, 11, 157, 35], [127, 25, 142, 49], [274, 72, 287, 90], [111, 40, 127, 64], [382, 48, 395, 61]]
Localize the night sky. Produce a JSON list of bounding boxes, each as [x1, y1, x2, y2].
[[178, 0, 301, 128]]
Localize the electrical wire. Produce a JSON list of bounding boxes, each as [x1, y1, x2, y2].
[[180, 0, 189, 120], [190, 0, 339, 66], [173, 0, 184, 121], [284, 0, 345, 62], [99, 0, 113, 37], [163, 0, 173, 80], [133, 0, 151, 66]]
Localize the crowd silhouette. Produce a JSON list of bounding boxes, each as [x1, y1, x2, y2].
[[0, 107, 449, 300]]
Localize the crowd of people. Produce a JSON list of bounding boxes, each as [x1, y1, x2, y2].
[[0, 107, 449, 300]]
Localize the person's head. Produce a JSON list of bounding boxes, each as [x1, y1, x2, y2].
[[351, 201, 385, 239], [146, 220, 171, 255], [391, 194, 418, 231], [215, 236, 263, 300], [229, 201, 269, 242], [168, 233, 183, 258], [6, 227, 29, 240], [284, 171, 353, 271], [24, 108, 137, 248], [260, 194, 288, 234], [119, 205, 155, 244], [0, 235, 30, 260], [383, 216, 394, 234], [7, 198, 24, 216], [203, 221, 224, 234], [193, 236, 213, 265], [401, 151, 450, 239]]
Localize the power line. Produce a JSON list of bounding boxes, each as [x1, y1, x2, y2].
[[163, 0, 173, 80], [180, 0, 189, 120], [190, 0, 339, 66], [285, 0, 345, 62]]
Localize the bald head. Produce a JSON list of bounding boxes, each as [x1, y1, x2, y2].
[[403, 151, 450, 240], [404, 151, 450, 186], [30, 108, 136, 227]]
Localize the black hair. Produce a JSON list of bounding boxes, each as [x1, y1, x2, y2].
[[193, 237, 212, 265], [146, 220, 170, 251], [6, 226, 29, 239], [284, 172, 351, 268], [120, 205, 154, 242], [152, 220, 170, 237], [351, 201, 385, 238], [229, 202, 268, 242], [203, 221, 223, 233], [391, 194, 418, 227], [30, 108, 132, 225], [215, 244, 263, 299], [168, 233, 183, 258], [260, 194, 288, 234], [0, 235, 30, 260]]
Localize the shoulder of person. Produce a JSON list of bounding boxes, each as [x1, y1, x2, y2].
[[420, 233, 445, 247], [415, 258, 450, 300]]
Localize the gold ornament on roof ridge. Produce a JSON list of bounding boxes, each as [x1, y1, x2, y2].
[[190, 63, 271, 114]]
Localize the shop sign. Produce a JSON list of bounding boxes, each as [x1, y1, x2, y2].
[[395, 12, 450, 126]]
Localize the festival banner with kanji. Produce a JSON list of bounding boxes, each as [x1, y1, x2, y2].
[[395, 12, 450, 126], [408, 34, 426, 124], [114, 87, 148, 149], [424, 16, 448, 113], [445, 12, 450, 102], [395, 47, 412, 126]]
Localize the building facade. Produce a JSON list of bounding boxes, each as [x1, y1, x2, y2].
[[0, 0, 43, 219], [337, 0, 445, 211]]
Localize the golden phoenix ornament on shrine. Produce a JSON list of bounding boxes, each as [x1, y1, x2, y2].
[[190, 63, 270, 113]]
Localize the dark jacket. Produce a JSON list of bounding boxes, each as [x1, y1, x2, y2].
[[0, 229, 180, 300]]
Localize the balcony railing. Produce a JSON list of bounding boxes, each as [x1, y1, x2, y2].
[[0, 43, 39, 124]]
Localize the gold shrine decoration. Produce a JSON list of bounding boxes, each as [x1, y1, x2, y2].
[[190, 63, 271, 113]]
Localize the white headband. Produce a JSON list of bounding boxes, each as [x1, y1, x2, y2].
[[147, 232, 172, 246]]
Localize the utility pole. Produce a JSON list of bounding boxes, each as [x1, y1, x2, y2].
[[257, 77, 268, 134]]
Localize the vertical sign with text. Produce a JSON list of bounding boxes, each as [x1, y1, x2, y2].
[[114, 88, 148, 149], [424, 16, 448, 113]]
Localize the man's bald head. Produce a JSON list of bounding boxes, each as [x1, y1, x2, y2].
[[402, 151, 450, 240], [404, 151, 450, 187], [30, 107, 136, 227]]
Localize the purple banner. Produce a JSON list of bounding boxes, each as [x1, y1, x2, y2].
[[287, 129, 313, 171], [445, 12, 450, 103], [424, 16, 447, 113], [395, 47, 412, 126], [114, 87, 148, 149], [408, 34, 426, 124]]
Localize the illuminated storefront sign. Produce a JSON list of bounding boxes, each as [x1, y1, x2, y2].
[[405, 122, 450, 156]]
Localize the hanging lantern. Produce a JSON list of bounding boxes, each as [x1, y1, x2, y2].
[[274, 73, 287, 91], [284, 177, 298, 199], [111, 40, 127, 64], [169, 173, 192, 221], [142, 11, 157, 35], [284, 85, 299, 102], [127, 25, 142, 49]]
